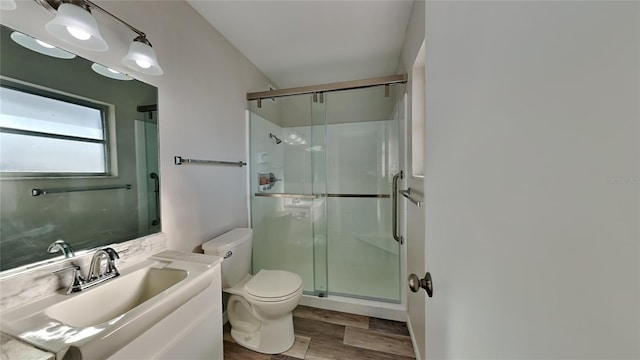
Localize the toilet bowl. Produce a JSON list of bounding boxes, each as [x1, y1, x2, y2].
[[226, 270, 303, 353], [202, 228, 303, 354]]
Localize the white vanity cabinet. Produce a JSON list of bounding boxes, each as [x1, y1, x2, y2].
[[107, 262, 223, 360]]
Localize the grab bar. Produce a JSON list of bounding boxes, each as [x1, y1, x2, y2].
[[32, 184, 131, 197], [392, 171, 404, 244], [174, 156, 246, 167], [399, 188, 424, 207], [254, 193, 319, 199]]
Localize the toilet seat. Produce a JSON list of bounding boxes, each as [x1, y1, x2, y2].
[[244, 270, 302, 302]]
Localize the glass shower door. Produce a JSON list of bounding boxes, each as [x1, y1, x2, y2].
[[134, 114, 160, 235], [324, 85, 403, 302], [250, 94, 327, 296], [249, 83, 404, 302]]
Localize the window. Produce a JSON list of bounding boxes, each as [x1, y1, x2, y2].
[[0, 80, 110, 176]]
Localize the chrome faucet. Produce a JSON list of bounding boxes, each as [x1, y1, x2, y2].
[[87, 248, 120, 281], [52, 264, 85, 294], [47, 239, 75, 258], [53, 247, 120, 294]]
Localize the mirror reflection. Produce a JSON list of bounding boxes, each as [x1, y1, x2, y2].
[[0, 24, 160, 271]]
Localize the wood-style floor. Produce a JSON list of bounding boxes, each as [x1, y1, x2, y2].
[[223, 305, 416, 360]]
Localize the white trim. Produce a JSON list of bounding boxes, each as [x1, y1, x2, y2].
[[299, 294, 406, 322], [245, 109, 252, 228], [406, 315, 422, 360], [134, 120, 149, 235]]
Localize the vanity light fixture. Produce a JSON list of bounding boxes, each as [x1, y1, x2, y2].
[[121, 35, 163, 76], [44, 1, 108, 51], [10, 31, 76, 59], [36, 0, 164, 75]]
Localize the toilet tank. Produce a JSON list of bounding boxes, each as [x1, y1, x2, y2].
[[202, 228, 253, 288]]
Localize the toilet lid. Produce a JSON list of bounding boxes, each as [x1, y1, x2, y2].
[[245, 270, 302, 299]]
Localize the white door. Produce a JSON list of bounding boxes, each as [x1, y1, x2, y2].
[[406, 189, 426, 360], [405, 39, 427, 360], [422, 2, 640, 359]]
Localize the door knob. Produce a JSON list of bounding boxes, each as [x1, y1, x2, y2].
[[408, 272, 433, 297]]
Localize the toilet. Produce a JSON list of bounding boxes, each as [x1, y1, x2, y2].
[[202, 228, 303, 354]]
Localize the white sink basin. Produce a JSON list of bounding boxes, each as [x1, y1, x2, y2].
[[45, 267, 187, 328], [0, 251, 220, 359]]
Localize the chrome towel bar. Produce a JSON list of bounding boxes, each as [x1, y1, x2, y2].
[[32, 184, 131, 197], [399, 188, 423, 207], [174, 156, 246, 167]]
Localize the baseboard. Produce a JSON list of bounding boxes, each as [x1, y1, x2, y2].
[[406, 315, 422, 360]]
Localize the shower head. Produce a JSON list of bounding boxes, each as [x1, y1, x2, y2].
[[269, 133, 282, 144]]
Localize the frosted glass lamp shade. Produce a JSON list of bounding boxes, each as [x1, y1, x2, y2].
[[122, 39, 163, 76], [91, 63, 133, 81], [10, 31, 76, 59], [45, 3, 108, 52], [0, 0, 17, 10]]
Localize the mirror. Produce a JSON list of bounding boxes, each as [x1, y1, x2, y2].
[[0, 24, 160, 272]]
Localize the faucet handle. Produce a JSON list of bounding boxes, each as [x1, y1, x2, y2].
[[104, 248, 120, 260], [53, 264, 85, 294], [103, 248, 120, 276]]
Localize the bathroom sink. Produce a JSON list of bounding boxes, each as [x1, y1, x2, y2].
[[0, 251, 221, 359], [45, 267, 187, 328]]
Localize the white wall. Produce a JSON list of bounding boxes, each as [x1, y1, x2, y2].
[[1, 0, 274, 253], [425, 2, 639, 358]]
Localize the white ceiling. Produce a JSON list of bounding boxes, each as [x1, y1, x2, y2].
[[187, 0, 414, 89]]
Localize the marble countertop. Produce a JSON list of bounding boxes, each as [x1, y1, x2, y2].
[[1, 334, 53, 360]]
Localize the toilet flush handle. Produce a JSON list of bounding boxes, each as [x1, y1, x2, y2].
[[224, 251, 233, 259]]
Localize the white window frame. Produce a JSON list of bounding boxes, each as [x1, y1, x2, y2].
[[0, 77, 115, 178]]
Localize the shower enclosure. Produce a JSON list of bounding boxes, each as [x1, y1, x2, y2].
[[135, 108, 160, 235], [249, 76, 405, 303]]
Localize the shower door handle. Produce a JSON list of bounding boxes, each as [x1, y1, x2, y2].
[[392, 171, 404, 244], [150, 172, 160, 226]]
